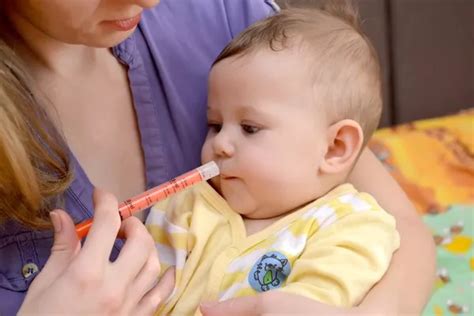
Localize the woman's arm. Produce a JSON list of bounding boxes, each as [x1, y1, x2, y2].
[[347, 148, 436, 314]]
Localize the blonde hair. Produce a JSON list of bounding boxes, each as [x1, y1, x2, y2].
[[214, 0, 382, 144], [0, 41, 72, 229]]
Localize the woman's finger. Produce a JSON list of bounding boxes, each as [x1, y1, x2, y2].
[[200, 295, 261, 316], [112, 216, 156, 285], [200, 292, 335, 316], [133, 267, 176, 316], [80, 189, 121, 264], [121, 249, 161, 313]]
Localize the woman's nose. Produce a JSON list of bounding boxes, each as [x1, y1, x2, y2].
[[213, 131, 235, 158]]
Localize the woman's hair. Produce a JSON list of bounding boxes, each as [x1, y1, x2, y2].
[[0, 41, 72, 229]]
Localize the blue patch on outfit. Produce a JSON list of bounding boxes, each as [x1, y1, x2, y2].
[[248, 251, 291, 292]]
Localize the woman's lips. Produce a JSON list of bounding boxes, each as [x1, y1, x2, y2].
[[104, 13, 141, 31]]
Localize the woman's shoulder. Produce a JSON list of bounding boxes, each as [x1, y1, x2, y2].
[[131, 0, 280, 87]]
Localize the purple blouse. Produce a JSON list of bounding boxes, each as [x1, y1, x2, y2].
[[0, 1, 277, 314]]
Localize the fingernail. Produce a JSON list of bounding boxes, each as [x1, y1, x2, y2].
[[50, 211, 62, 233]]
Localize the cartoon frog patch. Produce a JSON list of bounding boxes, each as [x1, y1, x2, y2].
[[249, 251, 291, 292]]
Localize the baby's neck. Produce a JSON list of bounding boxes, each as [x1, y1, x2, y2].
[[243, 214, 286, 236]]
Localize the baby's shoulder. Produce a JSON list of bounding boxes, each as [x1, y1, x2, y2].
[[298, 184, 393, 232]]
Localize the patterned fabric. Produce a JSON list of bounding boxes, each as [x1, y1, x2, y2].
[[369, 110, 474, 315], [146, 182, 399, 315], [423, 205, 473, 316]]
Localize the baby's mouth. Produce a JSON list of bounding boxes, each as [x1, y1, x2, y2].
[[221, 175, 238, 180]]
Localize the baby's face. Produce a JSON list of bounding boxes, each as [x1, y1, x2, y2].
[[201, 48, 328, 219]]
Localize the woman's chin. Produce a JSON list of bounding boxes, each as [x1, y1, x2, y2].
[[83, 28, 137, 48]]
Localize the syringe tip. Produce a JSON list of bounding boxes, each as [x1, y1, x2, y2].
[[197, 161, 220, 180]]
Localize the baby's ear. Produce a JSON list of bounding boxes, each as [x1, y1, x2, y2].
[[320, 119, 363, 174]]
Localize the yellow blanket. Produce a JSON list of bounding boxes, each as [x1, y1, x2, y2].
[[369, 109, 474, 215]]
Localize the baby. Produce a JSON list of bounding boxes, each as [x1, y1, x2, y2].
[[146, 2, 400, 315]]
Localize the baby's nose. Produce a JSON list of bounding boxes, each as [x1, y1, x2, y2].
[[213, 132, 235, 157]]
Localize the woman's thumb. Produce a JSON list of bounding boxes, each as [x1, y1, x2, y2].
[[50, 210, 80, 253], [25, 210, 81, 295], [38, 210, 80, 279]]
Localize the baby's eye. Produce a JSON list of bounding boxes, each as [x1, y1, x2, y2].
[[207, 123, 222, 133], [241, 124, 260, 134]]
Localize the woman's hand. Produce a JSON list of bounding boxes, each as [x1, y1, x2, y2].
[[18, 189, 175, 316], [200, 292, 380, 316]]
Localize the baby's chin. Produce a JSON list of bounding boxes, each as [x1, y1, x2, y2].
[[220, 195, 260, 218]]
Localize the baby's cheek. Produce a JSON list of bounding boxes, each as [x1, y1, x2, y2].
[[242, 159, 274, 182], [247, 167, 284, 198]]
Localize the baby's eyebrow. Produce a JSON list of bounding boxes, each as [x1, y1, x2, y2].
[[206, 106, 220, 115], [207, 103, 278, 121], [234, 102, 268, 114], [237, 104, 280, 121]]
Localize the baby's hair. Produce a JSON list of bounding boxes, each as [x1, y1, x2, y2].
[[0, 41, 72, 229], [214, 0, 382, 144]]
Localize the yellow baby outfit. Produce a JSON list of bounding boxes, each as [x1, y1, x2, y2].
[[146, 182, 400, 315]]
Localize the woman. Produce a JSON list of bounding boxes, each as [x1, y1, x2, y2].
[[0, 39, 174, 315], [0, 0, 435, 315]]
